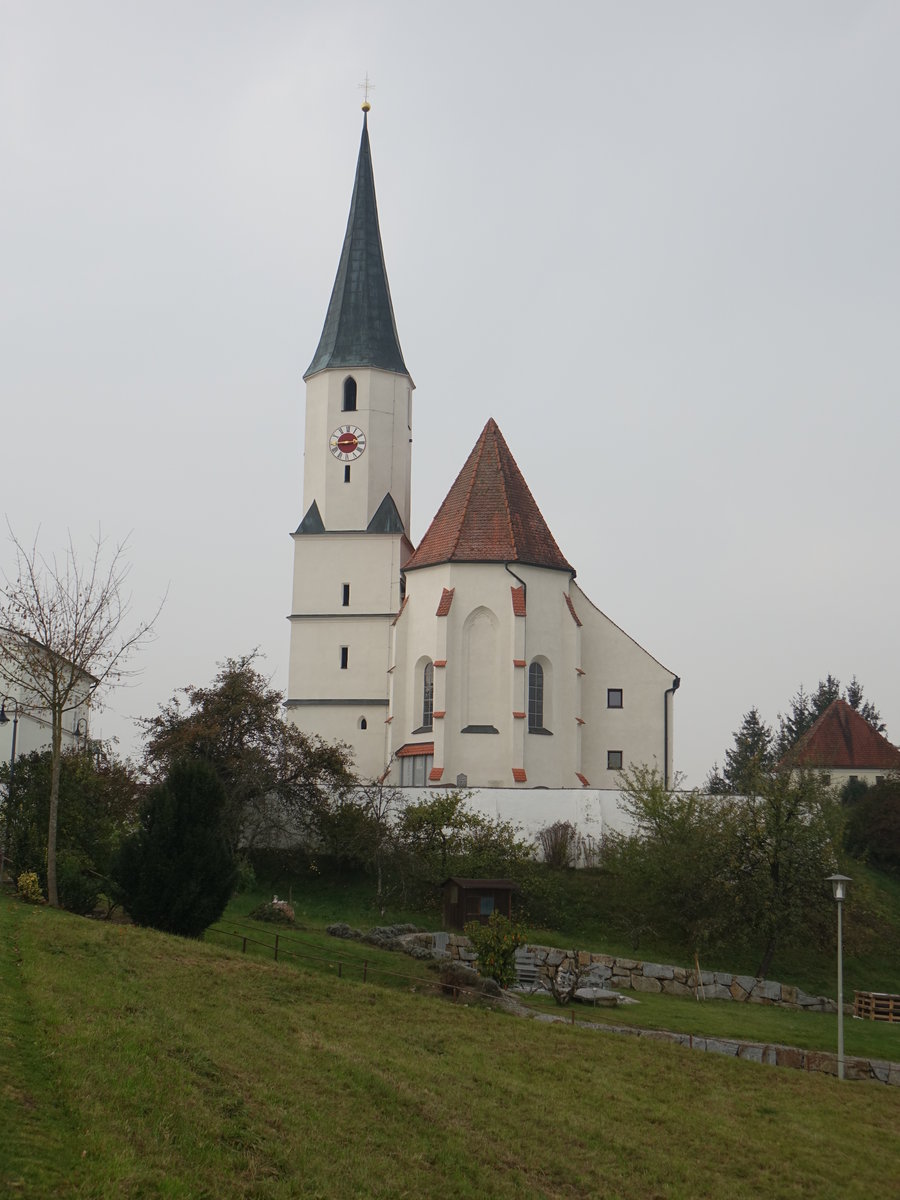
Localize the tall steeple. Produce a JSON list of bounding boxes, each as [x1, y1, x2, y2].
[[305, 111, 408, 379]]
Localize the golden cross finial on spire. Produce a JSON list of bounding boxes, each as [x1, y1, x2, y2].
[[358, 72, 374, 112]]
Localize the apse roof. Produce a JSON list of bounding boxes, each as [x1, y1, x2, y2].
[[787, 699, 900, 770], [305, 112, 408, 380], [405, 418, 574, 573]]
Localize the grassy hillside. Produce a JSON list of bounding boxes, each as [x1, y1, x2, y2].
[[3, 895, 899, 1198], [243, 860, 900, 997]]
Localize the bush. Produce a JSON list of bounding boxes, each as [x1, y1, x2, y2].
[[538, 821, 579, 869], [16, 871, 44, 904], [57, 852, 101, 915], [250, 898, 296, 924], [463, 912, 527, 988]]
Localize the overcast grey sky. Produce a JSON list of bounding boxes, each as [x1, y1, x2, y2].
[[3, 1, 898, 785]]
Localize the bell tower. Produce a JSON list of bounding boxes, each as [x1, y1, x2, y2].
[[286, 104, 414, 780]]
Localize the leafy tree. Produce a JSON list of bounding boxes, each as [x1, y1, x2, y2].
[[115, 760, 237, 937], [844, 776, 900, 877], [605, 764, 846, 973], [139, 654, 355, 853], [730, 769, 845, 977], [0, 746, 140, 912], [0, 528, 158, 905], [706, 708, 774, 794]]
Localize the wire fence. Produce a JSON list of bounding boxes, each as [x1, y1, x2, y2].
[[204, 919, 569, 1015]]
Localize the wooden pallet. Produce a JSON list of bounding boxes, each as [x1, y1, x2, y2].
[[854, 990, 900, 1022]]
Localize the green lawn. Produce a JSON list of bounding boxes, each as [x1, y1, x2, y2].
[[3, 894, 900, 1198]]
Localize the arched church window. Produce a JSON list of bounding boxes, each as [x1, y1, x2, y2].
[[422, 661, 434, 730], [528, 662, 544, 732], [359, 717, 367, 730], [343, 377, 357, 412]]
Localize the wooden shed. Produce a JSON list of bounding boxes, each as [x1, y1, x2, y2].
[[442, 878, 518, 931]]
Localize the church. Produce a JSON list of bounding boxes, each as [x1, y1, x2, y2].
[[287, 106, 678, 807]]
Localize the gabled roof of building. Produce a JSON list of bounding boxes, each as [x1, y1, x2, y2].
[[787, 698, 900, 770], [305, 112, 409, 380], [405, 419, 574, 573]]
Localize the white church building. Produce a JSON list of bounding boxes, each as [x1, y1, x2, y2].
[[287, 107, 678, 835]]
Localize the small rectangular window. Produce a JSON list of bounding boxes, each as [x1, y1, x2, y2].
[[340, 646, 349, 670], [848, 775, 858, 784], [822, 774, 831, 786], [607, 688, 623, 709], [344, 465, 351, 483], [342, 584, 350, 607], [607, 750, 623, 770], [479, 895, 494, 916]]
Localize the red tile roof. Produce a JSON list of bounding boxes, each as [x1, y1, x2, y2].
[[435, 587, 455, 616], [433, 710, 446, 719], [396, 741, 435, 757], [787, 699, 900, 770], [434, 660, 447, 668], [575, 772, 590, 787], [510, 585, 526, 616], [404, 419, 574, 573], [513, 711, 526, 720], [513, 659, 527, 668], [429, 767, 444, 782], [391, 596, 409, 625], [564, 593, 582, 627], [512, 768, 527, 783]]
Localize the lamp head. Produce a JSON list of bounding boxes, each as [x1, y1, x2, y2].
[[0, 703, 8, 726], [827, 873, 851, 901]]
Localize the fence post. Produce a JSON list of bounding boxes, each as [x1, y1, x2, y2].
[[275, 934, 279, 962], [338, 961, 343, 979], [242, 937, 247, 953], [363, 960, 368, 983]]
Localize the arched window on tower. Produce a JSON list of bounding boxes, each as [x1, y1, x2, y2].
[[528, 662, 544, 732], [422, 661, 434, 730], [343, 376, 357, 412]]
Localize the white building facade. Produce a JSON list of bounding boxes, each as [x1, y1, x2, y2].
[[287, 109, 678, 817]]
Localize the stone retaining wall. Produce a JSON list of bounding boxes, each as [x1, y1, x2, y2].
[[447, 936, 838, 1012]]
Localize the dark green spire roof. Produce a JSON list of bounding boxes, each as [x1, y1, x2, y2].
[[305, 113, 409, 380]]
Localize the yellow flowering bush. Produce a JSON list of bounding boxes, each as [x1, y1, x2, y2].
[[17, 871, 44, 904]]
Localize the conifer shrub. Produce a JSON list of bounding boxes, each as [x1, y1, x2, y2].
[[56, 851, 102, 915], [114, 760, 238, 938]]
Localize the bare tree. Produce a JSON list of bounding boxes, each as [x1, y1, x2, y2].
[[0, 527, 159, 905]]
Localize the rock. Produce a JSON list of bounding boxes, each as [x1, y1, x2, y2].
[[574, 987, 621, 1006], [642, 962, 675, 980], [631, 975, 662, 994], [754, 978, 782, 1002], [730, 979, 750, 1002], [661, 979, 693, 997], [733, 974, 757, 996], [704, 1038, 740, 1057]]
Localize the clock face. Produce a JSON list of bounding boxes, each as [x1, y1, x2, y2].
[[329, 424, 367, 461]]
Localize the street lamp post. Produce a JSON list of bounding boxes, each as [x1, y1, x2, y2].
[[826, 873, 851, 1080], [0, 698, 20, 885]]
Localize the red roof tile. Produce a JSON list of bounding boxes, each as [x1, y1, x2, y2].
[[391, 596, 409, 626], [429, 767, 444, 782], [396, 741, 435, 757], [434, 659, 447, 668], [512, 767, 527, 783], [564, 593, 582, 627], [788, 699, 900, 770], [510, 585, 526, 616], [436, 587, 455, 616], [433, 710, 445, 719], [575, 772, 590, 787], [513, 711, 526, 720], [405, 419, 574, 573]]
